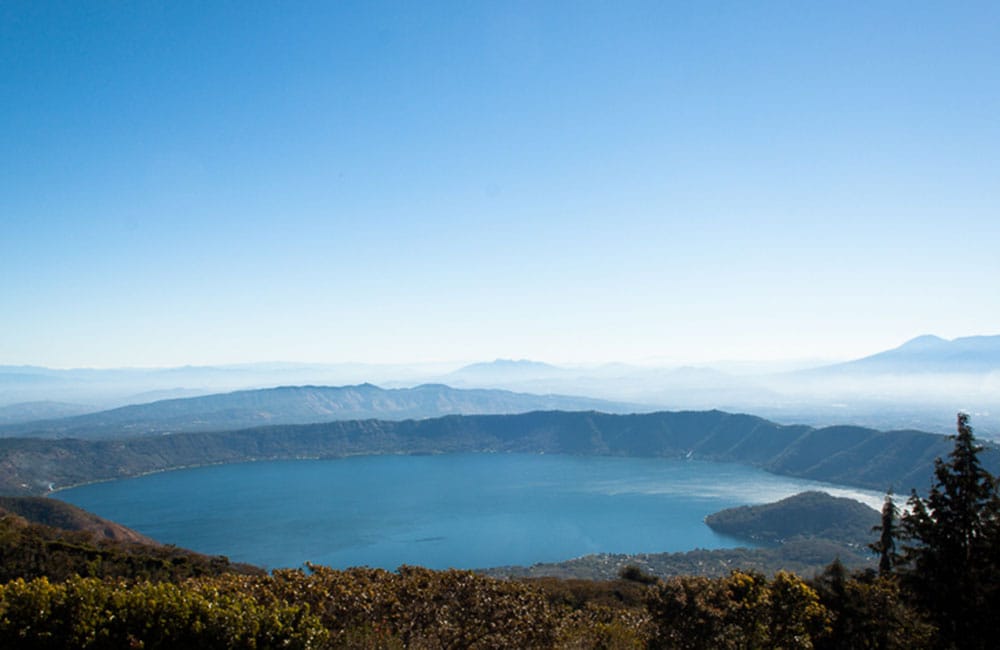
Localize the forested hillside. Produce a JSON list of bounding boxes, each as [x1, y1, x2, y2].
[[0, 507, 260, 583], [487, 491, 880, 581], [705, 491, 880, 544], [1, 409, 993, 496], [0, 496, 154, 544]]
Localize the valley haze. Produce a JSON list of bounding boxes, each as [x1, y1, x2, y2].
[[3, 334, 998, 437]]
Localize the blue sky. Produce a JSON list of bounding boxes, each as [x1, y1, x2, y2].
[[2, 2, 999, 368]]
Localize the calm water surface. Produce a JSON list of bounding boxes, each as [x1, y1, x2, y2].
[[56, 454, 881, 570]]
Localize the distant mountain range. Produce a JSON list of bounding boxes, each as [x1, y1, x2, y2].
[[434, 338, 1000, 436], [802, 334, 1000, 374], [0, 384, 645, 439], [443, 359, 570, 383], [0, 362, 445, 407], [3, 334, 998, 437]]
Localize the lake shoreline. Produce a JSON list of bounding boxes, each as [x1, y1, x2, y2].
[[55, 453, 883, 571]]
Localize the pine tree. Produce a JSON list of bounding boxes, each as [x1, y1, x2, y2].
[[899, 413, 1000, 648], [870, 491, 898, 576]]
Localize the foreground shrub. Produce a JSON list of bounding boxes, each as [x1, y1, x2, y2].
[[257, 565, 561, 648], [0, 575, 326, 649], [3, 565, 940, 649], [646, 570, 828, 649]]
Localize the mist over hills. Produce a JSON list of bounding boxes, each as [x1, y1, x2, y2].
[[0, 384, 644, 440], [809, 334, 1000, 374], [444, 359, 569, 384], [0, 362, 444, 408], [442, 360, 776, 406], [764, 335, 1000, 435], [431, 337, 1000, 436], [0, 401, 96, 426], [3, 334, 998, 437]]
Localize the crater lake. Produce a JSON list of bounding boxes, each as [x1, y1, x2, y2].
[[55, 454, 882, 570]]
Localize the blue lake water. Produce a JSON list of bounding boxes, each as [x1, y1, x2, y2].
[[55, 454, 882, 570]]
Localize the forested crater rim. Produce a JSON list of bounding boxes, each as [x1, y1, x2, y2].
[[3, 409, 995, 498]]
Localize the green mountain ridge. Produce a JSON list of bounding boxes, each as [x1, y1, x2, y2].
[[1, 409, 993, 497]]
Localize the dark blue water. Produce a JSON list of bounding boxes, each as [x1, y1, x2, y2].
[[55, 454, 880, 570]]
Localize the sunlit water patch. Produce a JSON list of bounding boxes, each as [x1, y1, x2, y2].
[[56, 454, 882, 570]]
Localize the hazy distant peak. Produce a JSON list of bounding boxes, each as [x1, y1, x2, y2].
[[271, 383, 380, 392], [896, 334, 948, 350], [447, 359, 566, 381], [813, 332, 1000, 374], [471, 359, 559, 370], [671, 365, 730, 376], [894, 334, 1000, 351]]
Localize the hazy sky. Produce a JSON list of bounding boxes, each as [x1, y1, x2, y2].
[[3, 2, 999, 368]]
